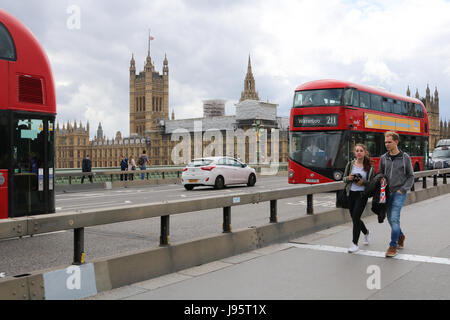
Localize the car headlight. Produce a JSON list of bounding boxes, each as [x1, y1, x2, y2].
[[333, 171, 343, 180]]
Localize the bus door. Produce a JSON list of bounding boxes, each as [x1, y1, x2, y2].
[[11, 115, 55, 217]]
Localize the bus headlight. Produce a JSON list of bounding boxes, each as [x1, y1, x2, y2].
[[333, 171, 343, 180], [288, 170, 294, 179]]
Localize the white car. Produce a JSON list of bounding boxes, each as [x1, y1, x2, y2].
[[181, 156, 257, 190]]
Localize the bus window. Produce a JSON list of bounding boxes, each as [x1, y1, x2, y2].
[[352, 90, 359, 107], [293, 89, 344, 107], [343, 89, 353, 106], [371, 95, 382, 111], [393, 100, 402, 114], [0, 22, 16, 61], [382, 97, 392, 113], [409, 103, 417, 117], [400, 101, 408, 115], [360, 91, 370, 108], [415, 104, 424, 118]]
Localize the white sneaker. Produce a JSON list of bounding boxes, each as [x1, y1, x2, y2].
[[348, 243, 359, 253], [363, 232, 370, 246]]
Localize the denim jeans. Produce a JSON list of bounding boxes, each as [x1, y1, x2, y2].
[[386, 192, 406, 247], [140, 166, 146, 180]]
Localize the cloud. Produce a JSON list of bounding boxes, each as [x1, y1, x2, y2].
[[2, 0, 450, 131]]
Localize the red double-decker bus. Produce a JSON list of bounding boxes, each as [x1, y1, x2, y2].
[[288, 79, 429, 184], [0, 9, 56, 218]]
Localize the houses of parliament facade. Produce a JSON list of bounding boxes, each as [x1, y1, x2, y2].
[[55, 45, 450, 169]]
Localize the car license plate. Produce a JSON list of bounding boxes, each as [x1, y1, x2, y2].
[[189, 179, 199, 183], [306, 179, 319, 183]]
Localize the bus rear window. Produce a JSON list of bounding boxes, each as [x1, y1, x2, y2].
[[0, 22, 16, 61]]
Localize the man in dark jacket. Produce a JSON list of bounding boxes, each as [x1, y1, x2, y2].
[[379, 131, 414, 258], [81, 155, 93, 183], [120, 156, 128, 181]]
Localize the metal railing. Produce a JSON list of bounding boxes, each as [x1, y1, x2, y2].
[[1, 168, 449, 265], [54, 163, 289, 185]]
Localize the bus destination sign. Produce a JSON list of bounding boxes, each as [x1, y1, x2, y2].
[[293, 114, 339, 128]]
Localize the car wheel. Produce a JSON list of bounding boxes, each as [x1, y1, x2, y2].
[[247, 173, 256, 187], [214, 176, 225, 189], [184, 185, 194, 191]]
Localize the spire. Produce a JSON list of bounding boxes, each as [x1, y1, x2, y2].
[[406, 85, 411, 97], [97, 122, 103, 141], [426, 83, 431, 104], [171, 108, 175, 120], [415, 88, 420, 99], [240, 54, 260, 102], [130, 53, 136, 74], [163, 53, 169, 76]]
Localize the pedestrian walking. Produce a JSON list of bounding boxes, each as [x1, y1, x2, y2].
[[81, 155, 93, 183], [379, 131, 414, 257], [128, 155, 136, 181], [138, 150, 149, 180], [120, 155, 128, 181], [343, 144, 375, 253]]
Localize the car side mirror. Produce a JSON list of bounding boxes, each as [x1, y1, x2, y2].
[[242, 164, 247, 168]]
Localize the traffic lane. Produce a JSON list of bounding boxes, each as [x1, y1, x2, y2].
[[0, 192, 335, 277], [54, 176, 298, 212]]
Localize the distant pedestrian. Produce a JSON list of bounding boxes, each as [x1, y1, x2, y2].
[[138, 150, 149, 180], [343, 144, 375, 253], [379, 131, 414, 258], [81, 155, 93, 183], [120, 155, 128, 181], [128, 155, 136, 181]]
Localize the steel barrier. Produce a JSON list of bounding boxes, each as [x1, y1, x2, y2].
[[0, 168, 449, 266]]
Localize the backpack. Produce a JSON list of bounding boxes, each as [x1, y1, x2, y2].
[[138, 156, 145, 166]]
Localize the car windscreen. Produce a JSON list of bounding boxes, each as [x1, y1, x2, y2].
[[432, 149, 450, 158], [187, 159, 214, 167]]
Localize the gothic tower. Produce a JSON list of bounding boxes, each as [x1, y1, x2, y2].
[[129, 41, 169, 137], [240, 55, 260, 102]]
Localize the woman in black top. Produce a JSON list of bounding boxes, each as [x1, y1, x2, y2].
[[343, 144, 375, 253]]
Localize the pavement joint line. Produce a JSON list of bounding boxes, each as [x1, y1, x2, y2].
[[290, 243, 450, 265]]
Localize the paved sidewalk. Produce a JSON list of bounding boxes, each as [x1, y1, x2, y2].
[[85, 194, 450, 300]]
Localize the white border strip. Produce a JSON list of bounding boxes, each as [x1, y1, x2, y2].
[[291, 243, 450, 265]]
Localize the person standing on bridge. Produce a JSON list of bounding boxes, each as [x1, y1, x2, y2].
[[343, 144, 375, 253], [81, 155, 93, 184], [138, 150, 149, 180], [379, 131, 414, 258]]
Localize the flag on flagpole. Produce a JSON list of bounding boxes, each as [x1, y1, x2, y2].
[[149, 36, 155, 41]]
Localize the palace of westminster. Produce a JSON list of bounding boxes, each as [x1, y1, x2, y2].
[[55, 45, 450, 169]]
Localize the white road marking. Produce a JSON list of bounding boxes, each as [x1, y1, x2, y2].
[[290, 243, 450, 265]]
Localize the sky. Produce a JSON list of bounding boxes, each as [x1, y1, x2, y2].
[[2, 0, 450, 139]]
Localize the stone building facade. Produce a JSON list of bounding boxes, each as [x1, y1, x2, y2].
[[407, 85, 449, 149], [55, 49, 289, 169]]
